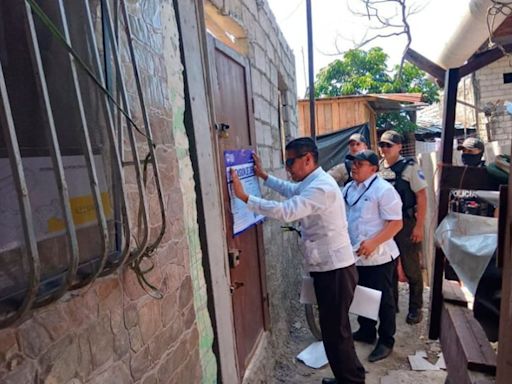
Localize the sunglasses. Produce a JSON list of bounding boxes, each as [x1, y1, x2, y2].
[[285, 152, 309, 167], [378, 142, 395, 148]]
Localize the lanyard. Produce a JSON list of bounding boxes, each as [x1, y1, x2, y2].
[[343, 176, 378, 207]]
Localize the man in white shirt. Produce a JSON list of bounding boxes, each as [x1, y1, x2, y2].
[[342, 150, 403, 362], [231, 137, 365, 384], [328, 133, 368, 186]]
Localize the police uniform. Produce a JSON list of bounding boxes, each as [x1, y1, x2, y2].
[[379, 156, 427, 317]]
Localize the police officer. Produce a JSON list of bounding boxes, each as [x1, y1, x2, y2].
[[378, 130, 427, 325], [457, 137, 485, 166], [328, 133, 368, 186]]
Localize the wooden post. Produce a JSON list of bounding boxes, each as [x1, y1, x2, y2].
[[306, 0, 316, 141], [429, 67, 460, 340]]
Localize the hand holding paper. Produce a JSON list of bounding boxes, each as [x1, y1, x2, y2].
[[230, 168, 249, 203], [252, 152, 268, 180]]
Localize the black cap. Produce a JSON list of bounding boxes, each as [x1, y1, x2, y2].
[[379, 130, 403, 145], [348, 133, 367, 144], [457, 137, 484, 152], [346, 150, 379, 166]]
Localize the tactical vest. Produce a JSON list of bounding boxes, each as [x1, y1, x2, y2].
[[379, 157, 417, 218]]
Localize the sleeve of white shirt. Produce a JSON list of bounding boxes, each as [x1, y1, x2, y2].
[[379, 186, 403, 221], [247, 185, 328, 222], [264, 175, 300, 198]]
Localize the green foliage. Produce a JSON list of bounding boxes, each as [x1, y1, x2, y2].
[[314, 47, 440, 133]]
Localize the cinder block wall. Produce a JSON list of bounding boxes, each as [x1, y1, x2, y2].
[[0, 2, 215, 383], [209, 1, 302, 382], [474, 56, 512, 143]]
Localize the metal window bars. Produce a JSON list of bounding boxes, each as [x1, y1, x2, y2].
[[0, 0, 167, 327]]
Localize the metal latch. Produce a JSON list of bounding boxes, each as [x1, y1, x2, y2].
[[230, 281, 245, 294], [228, 248, 241, 268], [215, 122, 230, 138]]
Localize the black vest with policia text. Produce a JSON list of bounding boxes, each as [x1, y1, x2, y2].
[[379, 157, 417, 219]]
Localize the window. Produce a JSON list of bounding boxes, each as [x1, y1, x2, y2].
[[0, 0, 165, 326]]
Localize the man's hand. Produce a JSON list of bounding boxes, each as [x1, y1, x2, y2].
[[230, 168, 249, 203], [252, 152, 268, 180], [411, 224, 424, 243], [356, 239, 378, 258]]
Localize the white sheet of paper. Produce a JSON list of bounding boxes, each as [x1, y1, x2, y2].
[[349, 285, 382, 321], [299, 276, 317, 304], [296, 341, 328, 369]]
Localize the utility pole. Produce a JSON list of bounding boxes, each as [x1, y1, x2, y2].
[[306, 0, 316, 141]]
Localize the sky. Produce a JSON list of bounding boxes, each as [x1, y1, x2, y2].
[[267, 0, 471, 97]]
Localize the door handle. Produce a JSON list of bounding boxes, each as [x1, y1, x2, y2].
[[230, 281, 245, 294]]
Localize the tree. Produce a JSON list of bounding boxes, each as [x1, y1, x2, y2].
[[348, 0, 426, 80], [314, 47, 439, 133]]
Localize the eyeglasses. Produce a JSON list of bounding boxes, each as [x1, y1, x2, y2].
[[285, 152, 309, 167], [378, 142, 394, 148]]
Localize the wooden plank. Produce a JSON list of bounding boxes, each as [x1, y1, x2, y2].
[[442, 279, 468, 306], [430, 68, 461, 340], [332, 101, 339, 129], [441, 304, 497, 377], [497, 186, 508, 269], [496, 158, 512, 383], [405, 48, 446, 85], [460, 44, 512, 79]]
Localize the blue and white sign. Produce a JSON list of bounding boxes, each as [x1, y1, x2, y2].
[[225, 149, 265, 236]]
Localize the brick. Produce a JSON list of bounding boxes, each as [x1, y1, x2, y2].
[[86, 314, 114, 369], [128, 326, 144, 353], [77, 333, 92, 380], [1, 359, 36, 384], [111, 309, 130, 359], [87, 362, 131, 384], [38, 334, 79, 384], [137, 299, 162, 344], [18, 319, 51, 358], [130, 345, 151, 381], [148, 316, 183, 362], [160, 288, 179, 326], [156, 338, 188, 383], [0, 329, 17, 365]]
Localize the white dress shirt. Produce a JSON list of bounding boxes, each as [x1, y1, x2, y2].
[[246, 167, 355, 272], [342, 174, 402, 266]]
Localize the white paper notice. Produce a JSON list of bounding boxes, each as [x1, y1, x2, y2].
[[224, 149, 265, 236], [349, 285, 382, 321]]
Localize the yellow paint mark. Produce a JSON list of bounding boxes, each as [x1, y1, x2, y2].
[[47, 192, 112, 232]]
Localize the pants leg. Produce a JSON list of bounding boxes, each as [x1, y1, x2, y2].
[[395, 217, 423, 311], [312, 265, 366, 384], [357, 260, 397, 348]]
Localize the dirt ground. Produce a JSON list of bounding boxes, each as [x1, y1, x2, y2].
[[272, 283, 447, 384]]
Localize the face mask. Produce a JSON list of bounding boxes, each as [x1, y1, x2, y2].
[[461, 153, 483, 166]]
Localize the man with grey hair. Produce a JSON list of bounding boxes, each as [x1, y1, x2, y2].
[[328, 133, 368, 186]]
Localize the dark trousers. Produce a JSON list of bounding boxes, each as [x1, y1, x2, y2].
[[357, 259, 396, 348], [394, 217, 423, 311], [312, 265, 365, 384]]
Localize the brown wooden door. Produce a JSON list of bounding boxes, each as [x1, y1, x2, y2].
[[209, 38, 268, 378]]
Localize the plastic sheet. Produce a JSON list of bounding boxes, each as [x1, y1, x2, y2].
[[435, 213, 497, 295]]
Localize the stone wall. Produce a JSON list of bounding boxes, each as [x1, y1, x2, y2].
[[207, 1, 301, 382], [0, 1, 214, 383]]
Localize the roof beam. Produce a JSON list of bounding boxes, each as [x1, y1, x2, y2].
[[459, 43, 512, 78], [404, 48, 446, 84]]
